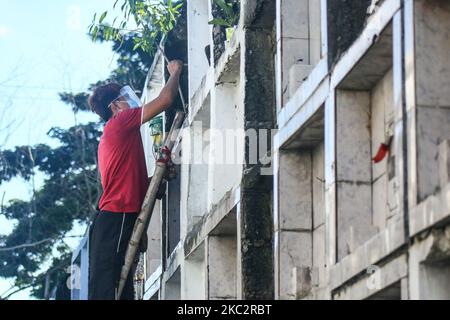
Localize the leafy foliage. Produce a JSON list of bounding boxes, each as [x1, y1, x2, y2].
[[0, 122, 101, 299], [208, 0, 240, 28], [89, 0, 184, 54]]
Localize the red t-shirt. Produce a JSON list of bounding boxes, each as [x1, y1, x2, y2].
[[98, 107, 149, 213]]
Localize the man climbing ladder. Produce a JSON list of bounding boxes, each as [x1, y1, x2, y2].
[[87, 60, 183, 300]]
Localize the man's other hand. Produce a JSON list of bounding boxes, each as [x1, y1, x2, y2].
[[167, 60, 183, 76]]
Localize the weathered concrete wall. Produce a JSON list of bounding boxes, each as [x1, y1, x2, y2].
[[336, 90, 377, 260], [277, 0, 323, 104], [185, 96, 211, 228], [207, 235, 237, 299], [415, 0, 450, 201], [167, 165, 181, 254], [209, 80, 244, 208], [409, 227, 450, 299], [181, 244, 206, 299], [136, 0, 450, 302], [275, 151, 313, 299], [312, 142, 326, 287], [145, 201, 161, 279], [371, 68, 395, 230], [239, 0, 276, 300], [327, 0, 371, 67]]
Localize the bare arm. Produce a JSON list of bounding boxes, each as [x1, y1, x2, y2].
[[141, 60, 183, 124]]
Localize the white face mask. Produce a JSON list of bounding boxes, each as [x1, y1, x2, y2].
[[108, 85, 142, 110]]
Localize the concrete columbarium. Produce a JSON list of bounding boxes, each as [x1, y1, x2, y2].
[[273, 0, 450, 300], [137, 0, 450, 300], [69, 0, 450, 300]]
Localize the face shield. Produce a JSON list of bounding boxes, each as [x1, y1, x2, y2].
[[108, 85, 142, 110]]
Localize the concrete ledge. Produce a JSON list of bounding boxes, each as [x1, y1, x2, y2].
[[143, 265, 162, 300], [184, 184, 241, 258], [275, 75, 329, 150], [163, 241, 183, 283], [333, 254, 408, 300], [215, 27, 242, 84], [330, 215, 405, 290], [330, 0, 400, 89], [278, 57, 328, 129], [410, 182, 450, 237], [188, 67, 213, 125]]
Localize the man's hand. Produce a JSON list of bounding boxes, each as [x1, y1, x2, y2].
[[141, 60, 183, 124], [167, 60, 183, 76]]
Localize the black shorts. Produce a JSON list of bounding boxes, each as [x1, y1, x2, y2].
[[88, 210, 138, 300]]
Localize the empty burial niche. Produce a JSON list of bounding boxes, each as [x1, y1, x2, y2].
[[187, 0, 211, 98], [165, 268, 181, 300], [149, 291, 159, 300], [414, 0, 450, 202], [209, 54, 243, 207], [185, 95, 211, 228], [278, 0, 322, 104], [165, 163, 181, 256], [419, 262, 450, 300], [207, 212, 237, 300], [276, 110, 325, 298], [182, 243, 206, 299], [366, 281, 401, 300], [336, 23, 395, 260], [145, 205, 161, 279]]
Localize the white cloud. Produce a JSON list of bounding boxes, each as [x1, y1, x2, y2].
[[0, 25, 11, 38]]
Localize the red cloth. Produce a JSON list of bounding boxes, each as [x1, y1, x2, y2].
[[98, 107, 149, 213]]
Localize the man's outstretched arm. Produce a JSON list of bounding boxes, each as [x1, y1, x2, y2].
[[141, 60, 183, 124]]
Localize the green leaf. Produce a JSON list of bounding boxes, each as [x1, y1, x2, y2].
[[133, 41, 142, 50], [99, 11, 108, 24], [208, 18, 231, 27], [92, 26, 99, 40], [104, 27, 111, 40], [215, 0, 234, 18], [120, 1, 127, 12]]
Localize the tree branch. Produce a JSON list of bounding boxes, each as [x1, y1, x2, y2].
[[0, 238, 53, 252], [0, 284, 33, 300], [0, 235, 84, 252]]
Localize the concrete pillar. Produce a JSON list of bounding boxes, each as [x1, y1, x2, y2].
[[408, 227, 450, 300], [239, 0, 276, 300], [312, 142, 326, 286], [187, 0, 212, 98]]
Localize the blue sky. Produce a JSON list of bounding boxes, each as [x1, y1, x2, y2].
[[0, 0, 124, 299]]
